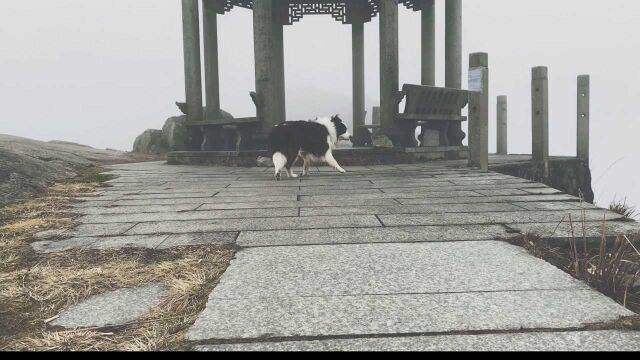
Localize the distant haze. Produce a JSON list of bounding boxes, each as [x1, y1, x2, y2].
[[1, 0, 639, 212]]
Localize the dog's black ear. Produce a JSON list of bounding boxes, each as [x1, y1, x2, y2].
[[331, 114, 343, 123]]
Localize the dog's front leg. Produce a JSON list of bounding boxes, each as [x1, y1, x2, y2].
[[324, 151, 346, 174]]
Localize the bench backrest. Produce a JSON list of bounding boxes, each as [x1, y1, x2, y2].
[[401, 84, 468, 116]]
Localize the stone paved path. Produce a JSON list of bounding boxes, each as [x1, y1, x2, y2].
[[34, 161, 640, 350]]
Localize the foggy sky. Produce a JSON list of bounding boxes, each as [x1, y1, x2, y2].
[[1, 0, 639, 211]]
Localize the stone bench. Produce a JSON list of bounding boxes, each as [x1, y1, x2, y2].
[[360, 85, 469, 148], [394, 84, 469, 148], [177, 100, 265, 151]]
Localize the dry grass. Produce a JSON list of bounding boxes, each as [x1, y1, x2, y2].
[[1, 246, 234, 351], [510, 231, 640, 314], [610, 199, 638, 220], [0, 167, 236, 351]]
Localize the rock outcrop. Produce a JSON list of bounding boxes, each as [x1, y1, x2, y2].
[[0, 134, 145, 207]]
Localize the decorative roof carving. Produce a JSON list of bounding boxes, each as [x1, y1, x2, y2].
[[221, 1, 428, 24]]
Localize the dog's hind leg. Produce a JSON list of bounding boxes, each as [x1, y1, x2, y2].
[[272, 152, 287, 181], [302, 155, 311, 177], [324, 150, 347, 174], [285, 153, 299, 179]]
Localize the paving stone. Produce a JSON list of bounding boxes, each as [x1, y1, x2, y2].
[[127, 215, 382, 235], [228, 180, 374, 188], [77, 195, 122, 202], [237, 225, 513, 247], [195, 330, 640, 351], [75, 204, 201, 215], [114, 192, 218, 200], [397, 194, 578, 205], [379, 210, 622, 227], [474, 189, 531, 196], [88, 235, 170, 250], [211, 194, 300, 202], [215, 188, 300, 196], [33, 228, 68, 241], [513, 201, 584, 211], [524, 187, 563, 195], [375, 183, 547, 193], [198, 198, 398, 211], [137, 187, 229, 194], [186, 289, 631, 341], [210, 242, 586, 299], [300, 191, 483, 202], [78, 208, 298, 224], [112, 195, 297, 206], [64, 223, 137, 237], [300, 203, 522, 217], [51, 283, 166, 329], [31, 237, 98, 253], [157, 232, 238, 248]]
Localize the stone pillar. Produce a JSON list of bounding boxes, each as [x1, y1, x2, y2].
[[253, 0, 286, 131], [468, 53, 489, 171], [379, 0, 399, 130], [445, 0, 462, 89], [181, 0, 203, 124], [203, 0, 221, 121], [497, 95, 508, 155], [532, 66, 549, 174], [421, 0, 436, 86], [273, 7, 286, 125], [352, 20, 366, 146], [445, 0, 462, 145], [577, 75, 590, 162]]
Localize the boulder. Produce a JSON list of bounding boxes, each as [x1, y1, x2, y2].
[[136, 109, 237, 153], [133, 129, 166, 155], [162, 116, 189, 152]]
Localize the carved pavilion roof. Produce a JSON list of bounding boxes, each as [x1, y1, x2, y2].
[[219, 0, 426, 24]]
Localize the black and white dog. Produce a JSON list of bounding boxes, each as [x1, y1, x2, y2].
[[268, 115, 352, 180]]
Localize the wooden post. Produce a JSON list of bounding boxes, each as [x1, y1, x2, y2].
[[181, 0, 203, 124], [532, 66, 549, 175], [379, 0, 399, 130], [577, 75, 590, 162], [497, 95, 508, 155], [468, 53, 489, 171]]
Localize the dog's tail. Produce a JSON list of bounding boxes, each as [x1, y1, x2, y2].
[[256, 156, 274, 168]]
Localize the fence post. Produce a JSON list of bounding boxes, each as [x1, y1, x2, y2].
[[577, 75, 590, 162], [468, 53, 489, 171], [496, 95, 508, 155], [532, 66, 549, 176]]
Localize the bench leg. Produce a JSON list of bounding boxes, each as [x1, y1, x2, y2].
[[441, 123, 450, 147], [400, 121, 418, 148], [352, 127, 370, 147], [447, 123, 466, 147]]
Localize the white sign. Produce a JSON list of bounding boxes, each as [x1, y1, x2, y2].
[[468, 67, 484, 93]]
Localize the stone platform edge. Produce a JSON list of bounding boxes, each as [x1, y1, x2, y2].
[[167, 147, 470, 167]]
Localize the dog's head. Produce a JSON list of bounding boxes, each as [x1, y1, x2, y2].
[[331, 115, 353, 142]]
